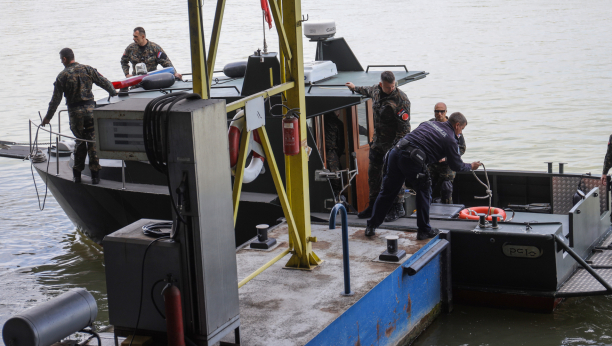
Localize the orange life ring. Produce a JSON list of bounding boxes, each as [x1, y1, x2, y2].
[[458, 207, 506, 221]]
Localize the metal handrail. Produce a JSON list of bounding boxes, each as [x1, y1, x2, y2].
[[329, 203, 353, 296], [308, 84, 355, 94], [29, 119, 95, 143], [365, 65, 408, 72], [211, 85, 240, 94]]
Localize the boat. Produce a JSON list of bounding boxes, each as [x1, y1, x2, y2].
[[18, 11, 612, 315], [28, 28, 428, 246]]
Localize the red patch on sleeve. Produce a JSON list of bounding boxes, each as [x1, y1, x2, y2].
[[398, 109, 409, 121]]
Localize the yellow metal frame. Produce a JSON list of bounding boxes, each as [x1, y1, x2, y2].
[[188, 0, 319, 286], [238, 248, 291, 288], [207, 0, 227, 83], [187, 0, 209, 99], [226, 82, 294, 113]]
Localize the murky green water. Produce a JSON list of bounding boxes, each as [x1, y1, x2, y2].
[[1, 0, 612, 344]]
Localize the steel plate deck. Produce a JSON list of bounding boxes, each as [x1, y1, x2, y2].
[[558, 268, 612, 294], [589, 250, 612, 266]]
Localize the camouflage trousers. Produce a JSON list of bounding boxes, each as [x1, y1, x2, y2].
[[429, 164, 455, 204], [69, 105, 101, 172], [326, 150, 342, 194], [369, 147, 404, 206]]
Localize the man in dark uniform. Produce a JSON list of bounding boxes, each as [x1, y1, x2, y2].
[[42, 48, 117, 184], [365, 112, 481, 239], [324, 110, 345, 194], [121, 27, 182, 79], [345, 71, 411, 222], [600, 135, 612, 186], [428, 103, 467, 204]]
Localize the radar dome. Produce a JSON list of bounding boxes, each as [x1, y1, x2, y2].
[[304, 20, 336, 40]]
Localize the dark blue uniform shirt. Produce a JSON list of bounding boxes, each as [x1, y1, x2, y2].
[[404, 121, 471, 172]]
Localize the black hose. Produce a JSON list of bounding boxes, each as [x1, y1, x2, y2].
[[79, 327, 101, 346], [150, 279, 166, 319], [129, 236, 170, 346], [142, 93, 200, 226]]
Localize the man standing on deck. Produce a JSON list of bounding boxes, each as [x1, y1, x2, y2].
[[365, 112, 482, 239], [121, 27, 182, 79], [42, 48, 117, 184], [428, 103, 467, 204], [345, 71, 411, 222]]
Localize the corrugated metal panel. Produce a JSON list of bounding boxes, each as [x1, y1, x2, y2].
[[552, 176, 606, 215]]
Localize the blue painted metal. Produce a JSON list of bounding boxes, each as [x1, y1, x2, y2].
[[329, 203, 353, 296], [307, 236, 443, 346]]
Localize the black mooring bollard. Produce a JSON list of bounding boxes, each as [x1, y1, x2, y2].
[[379, 235, 406, 262], [257, 225, 268, 242], [559, 163, 566, 174], [478, 213, 486, 228], [491, 214, 500, 229], [250, 224, 277, 249], [545, 162, 553, 174]]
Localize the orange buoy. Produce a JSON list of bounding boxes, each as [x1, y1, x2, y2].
[[458, 207, 506, 221]]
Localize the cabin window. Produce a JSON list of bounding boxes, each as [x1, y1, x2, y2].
[[356, 102, 369, 147]]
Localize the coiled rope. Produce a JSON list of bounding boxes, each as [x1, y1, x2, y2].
[[471, 162, 492, 218], [27, 112, 52, 210]]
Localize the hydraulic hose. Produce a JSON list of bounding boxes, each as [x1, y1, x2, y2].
[[142, 93, 201, 227]]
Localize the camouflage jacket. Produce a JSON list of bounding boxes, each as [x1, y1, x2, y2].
[[45, 63, 115, 121], [354, 85, 411, 152], [427, 117, 466, 173], [324, 112, 345, 156], [121, 41, 173, 76], [603, 134, 612, 175]]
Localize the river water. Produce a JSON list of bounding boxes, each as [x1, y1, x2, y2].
[[1, 0, 611, 344]]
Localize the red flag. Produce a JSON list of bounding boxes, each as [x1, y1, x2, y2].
[[261, 0, 273, 29]]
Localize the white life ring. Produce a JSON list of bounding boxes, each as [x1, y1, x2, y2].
[[228, 110, 266, 183]]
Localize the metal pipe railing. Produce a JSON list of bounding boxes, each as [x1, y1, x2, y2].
[[329, 203, 353, 296], [29, 120, 96, 143], [58, 109, 68, 135], [121, 161, 126, 190], [55, 136, 59, 176]]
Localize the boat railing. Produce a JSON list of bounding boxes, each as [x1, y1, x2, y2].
[[329, 203, 354, 296], [28, 118, 126, 188], [365, 65, 409, 73]]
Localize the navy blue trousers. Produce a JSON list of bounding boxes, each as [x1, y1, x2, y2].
[[367, 147, 432, 232]]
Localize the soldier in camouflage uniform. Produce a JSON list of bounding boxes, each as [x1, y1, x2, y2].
[[42, 48, 117, 184], [346, 71, 411, 222], [601, 134, 612, 186], [121, 27, 182, 79], [324, 110, 345, 194], [427, 103, 467, 204]]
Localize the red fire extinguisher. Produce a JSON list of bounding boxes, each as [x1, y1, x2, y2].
[[163, 279, 185, 346], [283, 112, 300, 156]]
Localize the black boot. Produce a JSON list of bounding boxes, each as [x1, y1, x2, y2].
[[417, 228, 440, 240], [91, 170, 100, 185], [358, 205, 374, 219], [365, 225, 376, 237], [396, 203, 406, 218], [72, 169, 81, 183], [384, 203, 401, 222]]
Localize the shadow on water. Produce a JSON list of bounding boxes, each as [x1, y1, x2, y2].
[[26, 230, 109, 329], [414, 298, 612, 346]]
